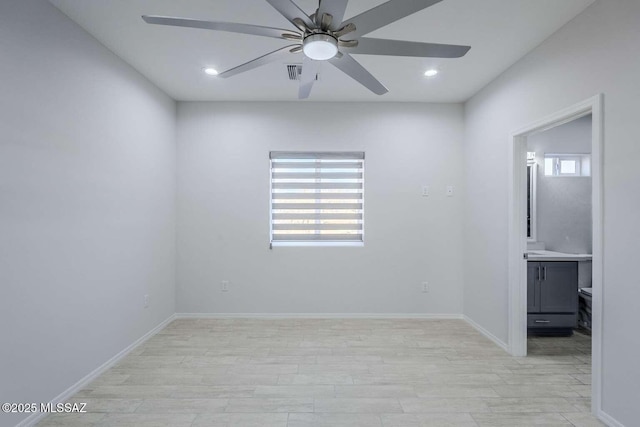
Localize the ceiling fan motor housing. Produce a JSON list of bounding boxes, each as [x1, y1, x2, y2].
[[302, 33, 338, 60]]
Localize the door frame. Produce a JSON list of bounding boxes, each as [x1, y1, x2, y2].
[[507, 94, 604, 415]]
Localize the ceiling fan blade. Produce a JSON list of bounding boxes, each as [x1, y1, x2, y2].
[[291, 18, 307, 31], [265, 0, 314, 29], [299, 56, 321, 99], [347, 37, 470, 58], [333, 22, 356, 38], [218, 45, 298, 79], [339, 39, 358, 48], [328, 53, 388, 95], [319, 13, 333, 31], [317, 0, 349, 30], [346, 0, 443, 38], [141, 15, 299, 40]]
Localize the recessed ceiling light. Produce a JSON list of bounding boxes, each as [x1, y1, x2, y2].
[[203, 67, 219, 76], [424, 69, 438, 77]]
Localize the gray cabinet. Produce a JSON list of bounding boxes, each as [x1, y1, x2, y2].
[[527, 261, 578, 334], [527, 262, 539, 313]]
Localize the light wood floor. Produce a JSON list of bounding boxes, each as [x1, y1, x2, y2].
[[37, 319, 604, 426]]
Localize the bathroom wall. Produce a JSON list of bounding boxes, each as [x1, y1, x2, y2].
[[527, 115, 592, 254]]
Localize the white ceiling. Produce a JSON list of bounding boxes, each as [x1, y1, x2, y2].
[[50, 0, 594, 102]]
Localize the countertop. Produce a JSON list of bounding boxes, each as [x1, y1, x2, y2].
[[527, 250, 592, 262]]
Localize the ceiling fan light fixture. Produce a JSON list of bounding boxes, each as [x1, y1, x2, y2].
[[203, 67, 219, 76], [303, 34, 338, 61], [424, 69, 439, 77]]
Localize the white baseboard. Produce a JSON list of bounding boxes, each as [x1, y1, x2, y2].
[[598, 409, 625, 427], [463, 315, 509, 353], [175, 312, 464, 320], [16, 314, 176, 427]]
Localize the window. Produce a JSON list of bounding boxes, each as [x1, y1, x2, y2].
[[544, 153, 591, 177], [270, 151, 364, 246]]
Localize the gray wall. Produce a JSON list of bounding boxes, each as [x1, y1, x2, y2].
[[177, 102, 465, 315], [0, 2, 176, 426], [528, 115, 592, 254], [463, 0, 640, 424]]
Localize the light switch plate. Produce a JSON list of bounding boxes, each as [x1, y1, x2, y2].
[[422, 186, 430, 197], [446, 185, 454, 196]]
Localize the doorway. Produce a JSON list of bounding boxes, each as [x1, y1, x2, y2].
[[507, 95, 603, 417]]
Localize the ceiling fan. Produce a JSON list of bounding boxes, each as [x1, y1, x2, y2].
[[142, 0, 470, 99]]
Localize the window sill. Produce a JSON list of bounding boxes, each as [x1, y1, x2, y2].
[[271, 241, 364, 248]]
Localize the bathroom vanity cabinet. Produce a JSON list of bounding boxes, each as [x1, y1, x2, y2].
[[527, 261, 578, 334]]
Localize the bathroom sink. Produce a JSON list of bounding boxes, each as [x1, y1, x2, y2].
[[527, 250, 592, 261]]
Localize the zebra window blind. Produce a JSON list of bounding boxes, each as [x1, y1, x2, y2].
[[270, 151, 364, 245]]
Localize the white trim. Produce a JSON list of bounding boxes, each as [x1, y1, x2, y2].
[[464, 315, 509, 353], [508, 94, 604, 420], [591, 94, 605, 420], [16, 314, 176, 427], [175, 312, 463, 320], [508, 131, 529, 357], [598, 410, 625, 427]]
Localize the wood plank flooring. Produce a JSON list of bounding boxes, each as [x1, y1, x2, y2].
[[36, 319, 604, 426]]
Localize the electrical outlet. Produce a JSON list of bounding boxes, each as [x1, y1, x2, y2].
[[221, 281, 229, 292], [446, 185, 454, 196], [422, 282, 429, 293], [144, 294, 149, 308], [422, 185, 430, 197]]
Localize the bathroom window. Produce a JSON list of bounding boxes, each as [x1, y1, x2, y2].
[[269, 151, 364, 247], [544, 154, 591, 177]]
